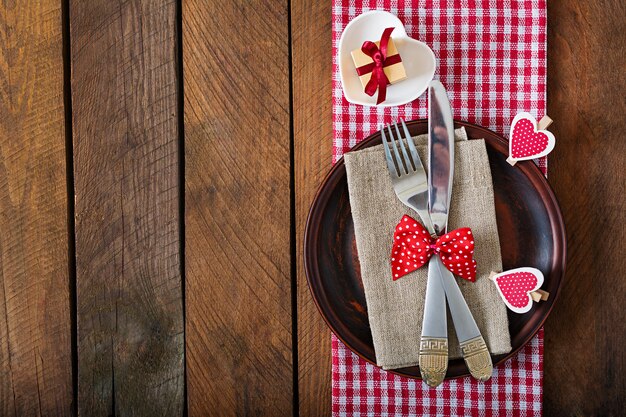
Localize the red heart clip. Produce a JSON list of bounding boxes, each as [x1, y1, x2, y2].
[[490, 267, 547, 314], [507, 112, 555, 165]]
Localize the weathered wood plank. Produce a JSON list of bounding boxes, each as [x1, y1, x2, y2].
[[544, 1, 626, 415], [70, 1, 184, 415], [182, 0, 292, 415], [292, 0, 334, 415], [0, 0, 73, 415]]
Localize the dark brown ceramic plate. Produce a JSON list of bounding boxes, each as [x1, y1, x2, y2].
[[304, 119, 566, 380]]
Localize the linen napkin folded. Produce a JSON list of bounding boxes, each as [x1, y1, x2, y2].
[[344, 127, 511, 370]]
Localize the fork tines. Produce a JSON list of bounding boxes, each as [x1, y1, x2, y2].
[[381, 120, 424, 177]]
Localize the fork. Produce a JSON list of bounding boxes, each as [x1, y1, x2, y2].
[[382, 120, 449, 386], [381, 122, 436, 235]]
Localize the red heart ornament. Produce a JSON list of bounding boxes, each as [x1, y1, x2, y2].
[[490, 267, 544, 314], [508, 112, 555, 161]]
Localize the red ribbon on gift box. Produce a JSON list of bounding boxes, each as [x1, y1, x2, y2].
[[355, 27, 402, 105]]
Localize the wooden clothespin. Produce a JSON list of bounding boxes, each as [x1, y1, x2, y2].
[[530, 289, 550, 302]]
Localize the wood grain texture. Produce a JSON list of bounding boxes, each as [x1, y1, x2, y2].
[[292, 0, 334, 414], [183, 0, 292, 415], [70, 1, 184, 415], [544, 1, 626, 415], [0, 0, 73, 415]]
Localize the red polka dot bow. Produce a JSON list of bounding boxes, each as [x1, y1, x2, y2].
[[391, 215, 477, 282]]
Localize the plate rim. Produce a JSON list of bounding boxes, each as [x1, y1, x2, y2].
[[304, 118, 567, 380]]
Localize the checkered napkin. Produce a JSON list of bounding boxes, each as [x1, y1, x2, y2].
[[331, 1, 547, 415]]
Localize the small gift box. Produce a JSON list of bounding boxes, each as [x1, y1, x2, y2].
[[350, 27, 407, 104]]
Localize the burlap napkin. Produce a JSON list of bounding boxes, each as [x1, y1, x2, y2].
[[344, 127, 511, 370]]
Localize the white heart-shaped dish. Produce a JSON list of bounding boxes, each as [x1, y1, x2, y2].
[[338, 10, 436, 107]]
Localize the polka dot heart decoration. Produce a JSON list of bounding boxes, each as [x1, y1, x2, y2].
[[507, 112, 556, 166], [490, 267, 549, 314]]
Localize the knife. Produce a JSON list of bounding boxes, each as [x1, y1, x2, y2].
[[424, 80, 493, 382], [417, 82, 451, 387]]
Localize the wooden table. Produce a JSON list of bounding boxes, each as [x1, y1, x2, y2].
[[0, 1, 623, 415]]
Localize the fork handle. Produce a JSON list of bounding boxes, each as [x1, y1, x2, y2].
[[419, 336, 448, 387], [419, 257, 448, 387]]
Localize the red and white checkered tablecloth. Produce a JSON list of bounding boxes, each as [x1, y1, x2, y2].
[[332, 329, 543, 416], [331, 1, 547, 415]]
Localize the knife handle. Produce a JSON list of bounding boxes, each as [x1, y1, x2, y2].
[[460, 335, 493, 382]]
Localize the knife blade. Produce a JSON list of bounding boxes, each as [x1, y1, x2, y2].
[[426, 80, 493, 382], [427, 81, 455, 236]]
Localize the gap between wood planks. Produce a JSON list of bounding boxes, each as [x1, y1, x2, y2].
[[175, 0, 189, 414], [61, 1, 78, 416], [287, 0, 300, 416]]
